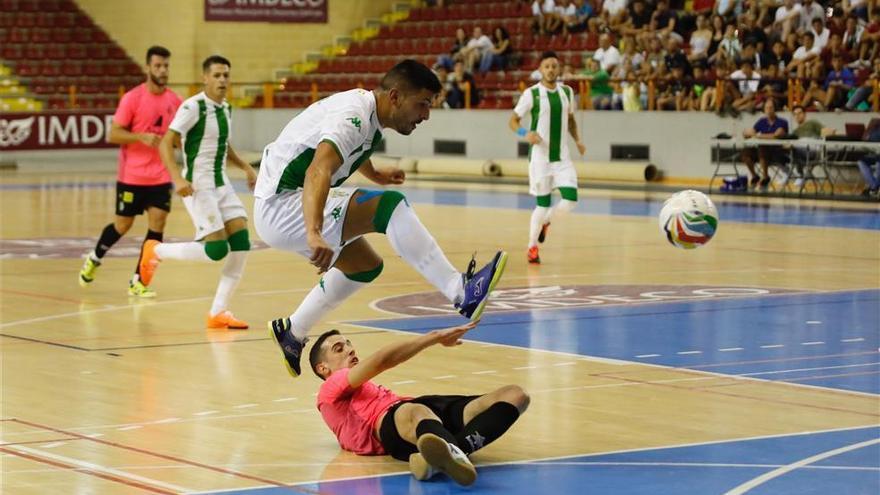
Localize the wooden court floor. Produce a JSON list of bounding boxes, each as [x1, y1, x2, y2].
[[1, 166, 878, 494]]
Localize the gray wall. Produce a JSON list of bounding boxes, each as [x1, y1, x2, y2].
[[230, 109, 876, 180]]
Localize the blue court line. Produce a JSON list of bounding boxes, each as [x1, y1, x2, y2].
[[352, 290, 880, 394], [199, 426, 880, 495], [3, 180, 878, 230]]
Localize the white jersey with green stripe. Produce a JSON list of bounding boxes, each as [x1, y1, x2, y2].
[[168, 92, 232, 190], [254, 88, 384, 199], [513, 82, 576, 165]]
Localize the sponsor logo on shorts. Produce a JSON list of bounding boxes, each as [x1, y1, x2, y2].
[[373, 285, 813, 316]]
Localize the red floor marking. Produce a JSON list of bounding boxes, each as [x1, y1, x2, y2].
[[0, 446, 176, 495], [9, 418, 325, 494]]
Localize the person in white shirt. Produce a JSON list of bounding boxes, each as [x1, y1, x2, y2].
[[798, 0, 825, 34], [602, 0, 628, 28], [773, 0, 802, 41], [146, 55, 258, 330], [787, 31, 821, 78], [532, 0, 563, 34], [730, 59, 762, 112], [254, 60, 508, 378], [460, 26, 495, 72], [592, 33, 622, 72]]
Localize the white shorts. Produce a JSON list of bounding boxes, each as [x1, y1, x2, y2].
[[529, 160, 578, 197], [254, 187, 360, 265], [182, 184, 248, 240]]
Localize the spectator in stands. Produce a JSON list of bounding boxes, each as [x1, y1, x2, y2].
[[857, 118, 880, 197], [601, 0, 630, 30], [714, 23, 742, 66], [730, 59, 761, 113], [478, 27, 512, 74], [772, 0, 802, 41], [581, 58, 614, 109], [788, 104, 834, 186], [562, 0, 593, 34], [756, 62, 786, 109], [664, 37, 691, 75], [446, 61, 479, 109], [845, 57, 880, 110], [811, 17, 831, 51], [700, 62, 732, 111], [714, 0, 739, 19], [857, 7, 880, 64], [460, 27, 494, 73], [741, 13, 767, 55], [738, 42, 767, 72], [707, 14, 725, 58], [532, 0, 563, 35], [693, 0, 715, 16], [650, 0, 679, 42], [841, 15, 864, 57], [593, 33, 622, 72], [802, 54, 856, 110], [432, 65, 450, 109], [769, 39, 792, 72], [688, 14, 713, 62], [656, 63, 690, 110], [621, 0, 652, 40], [787, 31, 820, 79], [741, 98, 789, 190], [687, 61, 711, 110], [435, 28, 468, 71], [820, 33, 850, 69], [799, 0, 826, 34], [843, 0, 869, 21]]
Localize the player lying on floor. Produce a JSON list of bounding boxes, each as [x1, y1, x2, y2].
[[309, 321, 530, 486]]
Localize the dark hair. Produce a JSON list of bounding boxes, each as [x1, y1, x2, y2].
[[145, 45, 170, 64], [494, 26, 509, 41], [309, 329, 341, 380], [380, 59, 442, 93], [540, 51, 558, 63], [803, 32, 815, 40], [202, 55, 231, 72], [792, 104, 805, 112]]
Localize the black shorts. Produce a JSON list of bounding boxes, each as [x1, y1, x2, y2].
[[116, 182, 172, 217], [379, 394, 479, 462]]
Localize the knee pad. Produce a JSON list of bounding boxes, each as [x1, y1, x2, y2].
[[204, 240, 229, 261], [344, 261, 384, 283], [227, 228, 250, 252], [374, 190, 409, 234]]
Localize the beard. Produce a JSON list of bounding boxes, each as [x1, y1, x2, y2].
[[149, 73, 167, 87]]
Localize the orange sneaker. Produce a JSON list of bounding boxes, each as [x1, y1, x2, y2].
[[527, 246, 540, 264], [138, 239, 160, 286], [206, 311, 249, 330]]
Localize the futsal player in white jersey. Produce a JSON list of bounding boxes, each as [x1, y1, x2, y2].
[[509, 51, 586, 264], [141, 55, 258, 330], [254, 60, 508, 378]]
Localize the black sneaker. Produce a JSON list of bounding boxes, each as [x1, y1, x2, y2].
[[537, 222, 550, 243], [759, 177, 770, 190], [268, 317, 306, 378]]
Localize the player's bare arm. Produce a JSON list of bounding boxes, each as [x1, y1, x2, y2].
[[109, 121, 161, 147], [568, 114, 586, 155], [303, 141, 344, 273], [227, 144, 258, 190], [509, 113, 541, 145], [158, 131, 192, 197], [359, 159, 406, 185], [347, 321, 476, 388]]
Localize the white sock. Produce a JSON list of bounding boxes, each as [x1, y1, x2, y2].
[[529, 206, 551, 248], [155, 242, 211, 261], [550, 199, 576, 221], [289, 268, 366, 341], [386, 203, 463, 304], [210, 251, 247, 316]]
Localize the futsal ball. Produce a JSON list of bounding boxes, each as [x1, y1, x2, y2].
[[658, 190, 719, 249]]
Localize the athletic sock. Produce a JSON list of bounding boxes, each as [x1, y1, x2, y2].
[[93, 223, 123, 259], [455, 402, 520, 455], [210, 251, 247, 316], [385, 203, 463, 304], [529, 206, 550, 247], [416, 419, 459, 447], [154, 241, 212, 261], [288, 267, 370, 341]]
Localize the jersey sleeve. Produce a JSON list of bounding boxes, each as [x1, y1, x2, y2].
[[168, 100, 200, 135], [513, 90, 533, 118], [318, 368, 355, 404], [113, 91, 136, 128], [320, 106, 369, 163], [563, 85, 575, 114]]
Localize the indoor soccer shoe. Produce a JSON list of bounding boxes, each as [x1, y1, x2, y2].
[[138, 240, 160, 286], [128, 278, 156, 298], [527, 246, 540, 264], [538, 222, 550, 243], [455, 251, 508, 321], [269, 317, 306, 378], [78, 255, 101, 287], [207, 311, 249, 330], [416, 433, 477, 486]]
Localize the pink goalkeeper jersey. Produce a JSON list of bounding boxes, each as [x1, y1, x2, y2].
[[114, 83, 182, 185], [317, 368, 407, 455]]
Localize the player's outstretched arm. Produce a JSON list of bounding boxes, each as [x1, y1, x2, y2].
[[358, 159, 405, 185], [347, 322, 477, 388], [158, 131, 192, 197], [303, 141, 344, 273]]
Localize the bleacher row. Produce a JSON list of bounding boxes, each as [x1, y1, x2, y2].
[[274, 2, 599, 109], [0, 0, 143, 110]]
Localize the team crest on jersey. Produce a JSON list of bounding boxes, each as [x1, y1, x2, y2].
[[346, 117, 362, 129], [331, 207, 342, 221]]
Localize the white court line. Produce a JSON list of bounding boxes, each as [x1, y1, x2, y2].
[[738, 363, 880, 377], [636, 354, 661, 358], [677, 351, 702, 355], [760, 344, 785, 348], [192, 411, 218, 416], [724, 438, 880, 495], [232, 404, 258, 409], [40, 442, 65, 449], [802, 341, 826, 346], [719, 348, 744, 352], [537, 461, 879, 472], [116, 425, 141, 431], [432, 375, 456, 379], [151, 418, 181, 424], [1, 443, 191, 493], [553, 362, 576, 367], [472, 370, 498, 375], [841, 338, 865, 343], [392, 380, 417, 385], [272, 397, 297, 402], [513, 365, 539, 370]]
